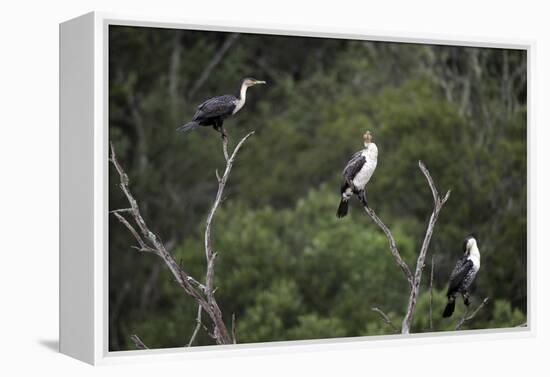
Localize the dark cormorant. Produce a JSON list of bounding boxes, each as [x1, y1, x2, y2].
[[442, 235, 481, 318], [178, 77, 266, 136], [337, 131, 378, 218]]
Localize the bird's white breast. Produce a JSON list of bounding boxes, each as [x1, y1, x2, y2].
[[232, 98, 245, 114], [468, 244, 481, 272], [352, 143, 378, 189]]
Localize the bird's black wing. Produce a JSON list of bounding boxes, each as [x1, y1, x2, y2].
[[447, 258, 473, 295], [194, 95, 236, 119], [342, 151, 366, 182]]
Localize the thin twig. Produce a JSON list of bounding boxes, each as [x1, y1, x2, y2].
[[455, 297, 490, 330], [186, 276, 207, 292], [364, 208, 413, 286], [110, 208, 134, 214], [130, 334, 149, 350], [112, 212, 155, 253], [371, 307, 398, 332], [187, 305, 203, 347]]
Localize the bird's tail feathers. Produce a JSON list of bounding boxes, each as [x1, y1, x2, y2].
[[442, 299, 456, 318], [177, 121, 199, 133], [336, 199, 349, 218]]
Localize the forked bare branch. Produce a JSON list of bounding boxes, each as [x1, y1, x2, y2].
[[203, 131, 254, 342], [366, 161, 450, 334], [401, 161, 451, 334], [110, 130, 254, 346]]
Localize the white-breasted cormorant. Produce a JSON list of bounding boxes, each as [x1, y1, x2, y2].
[[442, 235, 481, 318], [178, 77, 266, 136], [337, 131, 378, 218]]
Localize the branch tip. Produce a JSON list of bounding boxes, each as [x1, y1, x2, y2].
[[130, 334, 149, 350]]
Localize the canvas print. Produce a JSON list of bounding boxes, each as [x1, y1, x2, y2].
[[108, 25, 527, 351]]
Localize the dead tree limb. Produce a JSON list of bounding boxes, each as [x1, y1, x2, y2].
[[455, 297, 490, 330], [371, 307, 398, 333], [366, 161, 450, 334], [187, 305, 203, 347], [402, 162, 450, 334], [110, 131, 253, 346], [203, 131, 254, 342], [130, 334, 149, 350], [364, 208, 413, 286]]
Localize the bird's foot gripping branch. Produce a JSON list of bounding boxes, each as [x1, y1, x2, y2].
[[365, 161, 451, 334], [109, 131, 254, 347]]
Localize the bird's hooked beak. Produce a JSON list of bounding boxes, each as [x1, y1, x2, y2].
[[254, 80, 267, 85]]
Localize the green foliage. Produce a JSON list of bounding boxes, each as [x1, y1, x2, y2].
[[237, 280, 304, 343], [108, 26, 527, 350], [487, 300, 526, 329]]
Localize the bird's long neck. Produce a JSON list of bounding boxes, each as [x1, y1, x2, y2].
[[237, 82, 248, 102], [232, 82, 248, 115]]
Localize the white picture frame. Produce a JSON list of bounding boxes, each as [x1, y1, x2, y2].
[[59, 11, 534, 365]]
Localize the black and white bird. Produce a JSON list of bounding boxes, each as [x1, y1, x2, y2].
[[442, 235, 481, 318], [177, 77, 266, 137], [336, 131, 378, 218]]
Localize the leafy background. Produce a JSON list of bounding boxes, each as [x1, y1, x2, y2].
[[108, 25, 527, 350]]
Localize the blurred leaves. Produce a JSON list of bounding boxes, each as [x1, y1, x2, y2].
[[108, 26, 527, 350]]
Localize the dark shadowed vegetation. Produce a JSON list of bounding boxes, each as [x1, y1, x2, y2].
[[108, 25, 527, 350]]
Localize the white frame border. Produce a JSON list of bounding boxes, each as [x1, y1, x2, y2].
[[61, 11, 535, 365]]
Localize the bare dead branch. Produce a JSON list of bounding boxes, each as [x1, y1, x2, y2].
[[186, 275, 207, 292], [110, 132, 253, 345], [187, 305, 203, 347], [367, 161, 450, 335], [110, 208, 134, 214], [111, 141, 209, 306], [112, 212, 155, 253], [364, 207, 414, 286], [130, 334, 149, 350], [455, 297, 490, 330], [372, 307, 398, 333], [203, 131, 254, 343], [401, 161, 451, 334], [111, 144, 202, 295]]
